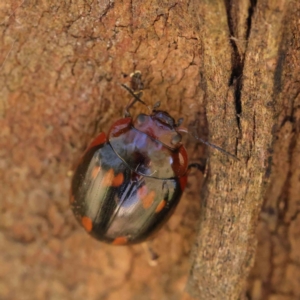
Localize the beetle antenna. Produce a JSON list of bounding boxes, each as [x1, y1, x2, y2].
[[178, 127, 239, 161], [121, 84, 151, 113], [194, 136, 239, 161]]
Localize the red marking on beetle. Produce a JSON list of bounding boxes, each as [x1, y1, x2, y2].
[[155, 200, 166, 213], [171, 146, 188, 177], [137, 185, 148, 199], [81, 216, 93, 232], [142, 191, 155, 209], [109, 118, 132, 138], [91, 166, 101, 179], [102, 169, 115, 186], [112, 173, 124, 187], [179, 175, 188, 191], [112, 236, 128, 245], [88, 132, 107, 150], [142, 126, 157, 140]]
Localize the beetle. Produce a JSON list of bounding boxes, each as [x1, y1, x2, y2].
[[70, 71, 237, 245]]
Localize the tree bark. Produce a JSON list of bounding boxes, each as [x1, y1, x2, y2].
[[188, 0, 300, 299], [0, 1, 299, 300]]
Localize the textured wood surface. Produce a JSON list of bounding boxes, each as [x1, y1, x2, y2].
[[187, 1, 300, 299], [0, 1, 299, 300]]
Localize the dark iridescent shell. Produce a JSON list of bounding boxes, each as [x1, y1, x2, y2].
[[70, 111, 188, 245]]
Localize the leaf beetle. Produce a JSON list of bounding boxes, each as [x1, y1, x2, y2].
[[70, 71, 237, 245]]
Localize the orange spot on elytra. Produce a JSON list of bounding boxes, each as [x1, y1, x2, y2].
[[155, 200, 166, 213], [81, 216, 93, 232], [91, 166, 101, 179], [142, 191, 155, 209], [112, 173, 124, 187], [112, 236, 128, 245], [102, 169, 114, 186]]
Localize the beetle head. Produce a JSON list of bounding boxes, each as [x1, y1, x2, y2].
[[133, 110, 183, 150]]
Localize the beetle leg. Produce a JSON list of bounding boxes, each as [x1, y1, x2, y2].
[[153, 101, 161, 109], [176, 117, 184, 127], [124, 90, 143, 117], [122, 71, 152, 117], [141, 242, 159, 266], [122, 84, 150, 117], [124, 97, 137, 117]]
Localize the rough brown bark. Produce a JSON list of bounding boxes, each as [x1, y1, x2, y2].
[[0, 1, 299, 300], [188, 1, 300, 300], [246, 2, 300, 300]]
